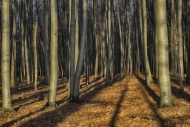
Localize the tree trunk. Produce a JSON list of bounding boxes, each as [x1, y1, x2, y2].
[[155, 0, 173, 108], [177, 0, 184, 80], [33, 21, 38, 91], [68, 0, 76, 99], [2, 0, 13, 111], [48, 0, 59, 107], [73, 0, 87, 101], [142, 0, 153, 85], [11, 1, 17, 91], [43, 0, 50, 86], [170, 0, 177, 77]]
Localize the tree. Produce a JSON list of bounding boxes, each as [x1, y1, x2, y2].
[[1, 0, 13, 111], [68, 0, 76, 99], [177, 0, 184, 80], [142, 0, 153, 85], [43, 0, 50, 86], [11, 0, 18, 91], [33, 21, 38, 91], [73, 0, 88, 101], [48, 0, 59, 107], [155, 0, 173, 108]]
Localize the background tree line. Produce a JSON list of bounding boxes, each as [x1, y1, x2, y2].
[[0, 0, 190, 111]]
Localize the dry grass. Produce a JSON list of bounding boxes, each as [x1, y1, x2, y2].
[[0, 74, 190, 127]]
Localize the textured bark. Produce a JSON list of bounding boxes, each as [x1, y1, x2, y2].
[[2, 0, 13, 111], [48, 0, 59, 107], [155, 0, 173, 108]]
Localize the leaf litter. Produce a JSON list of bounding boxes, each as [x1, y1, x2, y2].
[[0, 74, 190, 127]]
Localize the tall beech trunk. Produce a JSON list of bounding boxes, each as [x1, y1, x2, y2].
[[2, 0, 13, 111], [155, 0, 173, 108], [48, 0, 59, 107]]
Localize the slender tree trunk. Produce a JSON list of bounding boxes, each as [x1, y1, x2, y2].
[[177, 0, 184, 80], [33, 22, 38, 91], [142, 0, 153, 85], [106, 0, 112, 84], [116, 0, 124, 77], [48, 0, 59, 107], [68, 0, 76, 99], [94, 1, 99, 77], [43, 0, 50, 85], [73, 0, 87, 101], [170, 0, 177, 76], [2, 0, 13, 111], [25, 28, 31, 85], [11, 1, 17, 91]]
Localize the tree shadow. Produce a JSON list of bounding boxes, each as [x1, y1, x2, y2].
[[135, 74, 160, 105], [109, 86, 128, 127], [135, 74, 176, 126], [2, 76, 125, 127], [170, 85, 190, 102]]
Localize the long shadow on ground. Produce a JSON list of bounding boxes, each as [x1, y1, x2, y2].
[[135, 74, 176, 126], [135, 75, 160, 105], [170, 77, 190, 102], [2, 76, 125, 127]]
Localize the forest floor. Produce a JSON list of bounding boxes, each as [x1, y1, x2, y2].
[[0, 74, 190, 127]]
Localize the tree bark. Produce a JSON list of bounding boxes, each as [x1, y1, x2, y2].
[[48, 0, 58, 107], [155, 0, 173, 108], [2, 0, 13, 111]]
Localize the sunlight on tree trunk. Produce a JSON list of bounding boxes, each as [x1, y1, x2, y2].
[[48, 0, 58, 107], [155, 0, 173, 108], [2, 0, 14, 111]]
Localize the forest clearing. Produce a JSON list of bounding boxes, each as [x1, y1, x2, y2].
[[0, 74, 190, 127]]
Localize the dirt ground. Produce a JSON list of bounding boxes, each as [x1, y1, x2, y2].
[[0, 74, 190, 127]]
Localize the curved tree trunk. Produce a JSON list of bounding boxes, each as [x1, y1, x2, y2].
[[73, 0, 88, 101]]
